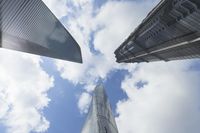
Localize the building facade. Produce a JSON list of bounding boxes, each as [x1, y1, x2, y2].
[[81, 85, 118, 133], [115, 0, 200, 63], [0, 0, 82, 63]]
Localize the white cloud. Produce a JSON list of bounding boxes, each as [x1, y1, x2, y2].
[[94, 0, 159, 58], [78, 92, 92, 114], [116, 60, 200, 133], [55, 0, 160, 113], [72, 0, 94, 7], [0, 49, 54, 133], [56, 0, 161, 83]]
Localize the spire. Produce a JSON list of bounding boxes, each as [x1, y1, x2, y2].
[[81, 85, 118, 133]]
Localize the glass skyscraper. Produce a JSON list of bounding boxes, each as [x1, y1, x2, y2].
[[115, 0, 200, 63], [0, 0, 82, 63], [81, 85, 118, 133]]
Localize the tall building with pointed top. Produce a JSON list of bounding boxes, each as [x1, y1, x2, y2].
[[0, 0, 82, 63], [115, 0, 200, 63], [81, 85, 118, 133]]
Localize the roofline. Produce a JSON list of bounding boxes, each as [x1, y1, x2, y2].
[[115, 0, 169, 54]]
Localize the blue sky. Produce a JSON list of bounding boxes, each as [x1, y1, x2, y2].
[[0, 0, 200, 133]]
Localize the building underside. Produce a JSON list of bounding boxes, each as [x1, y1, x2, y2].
[[0, 0, 82, 63], [115, 0, 200, 63]]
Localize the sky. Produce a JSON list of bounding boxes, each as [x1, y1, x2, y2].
[[0, 0, 200, 133]]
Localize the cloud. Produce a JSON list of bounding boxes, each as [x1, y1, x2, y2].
[[55, 0, 160, 113], [116, 60, 200, 133], [72, 0, 94, 7], [78, 92, 92, 114], [0, 49, 54, 133], [94, 0, 159, 58]]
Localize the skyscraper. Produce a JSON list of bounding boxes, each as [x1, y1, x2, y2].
[[81, 85, 118, 133], [0, 0, 82, 63], [115, 0, 200, 63]]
